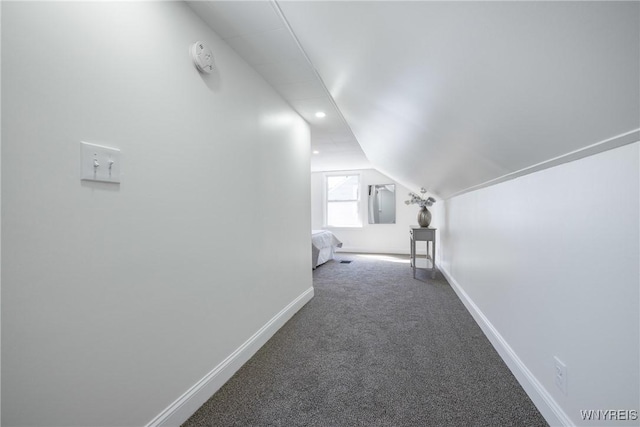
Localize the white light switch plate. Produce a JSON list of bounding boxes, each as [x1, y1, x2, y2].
[[81, 142, 121, 183]]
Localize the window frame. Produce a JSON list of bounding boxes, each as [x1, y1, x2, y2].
[[323, 172, 362, 228]]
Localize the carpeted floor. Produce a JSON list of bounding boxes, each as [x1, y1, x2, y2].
[[182, 254, 548, 427]]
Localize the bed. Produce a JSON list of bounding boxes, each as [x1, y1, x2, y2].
[[312, 230, 343, 269]]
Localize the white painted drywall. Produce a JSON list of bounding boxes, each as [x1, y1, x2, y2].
[[280, 1, 640, 199], [1, 2, 311, 426], [311, 169, 437, 254], [438, 142, 639, 426], [0, 1, 3, 416]]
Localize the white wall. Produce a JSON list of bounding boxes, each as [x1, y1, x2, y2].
[[1, 2, 312, 426], [311, 168, 438, 254], [0, 1, 3, 416], [438, 142, 639, 426]]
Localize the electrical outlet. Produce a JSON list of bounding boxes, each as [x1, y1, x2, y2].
[[554, 356, 567, 395]]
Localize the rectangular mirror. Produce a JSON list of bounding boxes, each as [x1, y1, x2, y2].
[[368, 184, 396, 224]]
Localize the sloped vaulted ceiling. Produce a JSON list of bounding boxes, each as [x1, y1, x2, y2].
[[191, 1, 640, 199]]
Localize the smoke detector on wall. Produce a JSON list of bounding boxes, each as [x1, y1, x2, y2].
[[191, 41, 214, 73]]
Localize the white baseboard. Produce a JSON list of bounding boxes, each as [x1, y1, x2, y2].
[[145, 287, 315, 427], [439, 266, 573, 427]]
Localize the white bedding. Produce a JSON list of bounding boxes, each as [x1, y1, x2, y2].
[[312, 230, 343, 268]]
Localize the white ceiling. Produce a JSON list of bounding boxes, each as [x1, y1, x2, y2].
[[189, 1, 639, 198], [186, 0, 371, 173]]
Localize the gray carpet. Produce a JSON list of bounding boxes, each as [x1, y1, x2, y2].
[[183, 254, 548, 427]]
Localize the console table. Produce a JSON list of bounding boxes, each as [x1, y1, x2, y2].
[[410, 226, 437, 279]]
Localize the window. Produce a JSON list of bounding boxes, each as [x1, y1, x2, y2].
[[326, 174, 361, 227]]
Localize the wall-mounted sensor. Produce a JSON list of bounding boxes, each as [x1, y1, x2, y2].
[[191, 41, 214, 73]]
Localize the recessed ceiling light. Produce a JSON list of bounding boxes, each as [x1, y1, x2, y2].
[[315, 111, 326, 118], [312, 150, 320, 155]]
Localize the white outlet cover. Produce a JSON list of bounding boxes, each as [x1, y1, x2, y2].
[[81, 142, 121, 184], [554, 356, 567, 395]]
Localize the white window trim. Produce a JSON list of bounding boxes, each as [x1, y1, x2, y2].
[[323, 172, 363, 228]]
